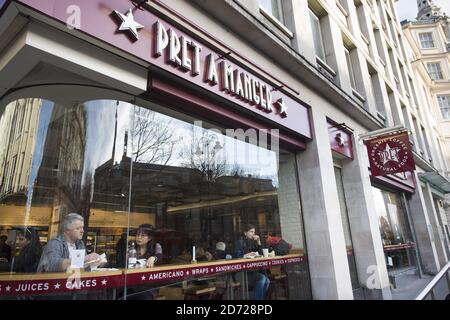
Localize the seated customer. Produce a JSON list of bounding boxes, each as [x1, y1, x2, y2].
[[135, 224, 162, 267], [0, 235, 11, 262], [13, 227, 43, 273], [233, 224, 270, 300], [115, 233, 127, 268], [37, 213, 101, 273], [196, 246, 213, 262], [125, 224, 163, 300], [214, 241, 227, 260]]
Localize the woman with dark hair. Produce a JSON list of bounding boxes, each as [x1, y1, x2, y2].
[[125, 224, 163, 300], [14, 228, 43, 273], [135, 224, 162, 268]]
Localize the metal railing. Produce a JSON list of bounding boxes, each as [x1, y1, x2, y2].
[[415, 261, 450, 300]]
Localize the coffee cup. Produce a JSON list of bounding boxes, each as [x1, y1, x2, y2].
[[262, 248, 269, 257]]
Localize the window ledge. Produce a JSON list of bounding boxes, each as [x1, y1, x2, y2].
[[336, 1, 349, 17], [360, 33, 370, 45], [376, 111, 386, 121], [316, 57, 337, 77], [259, 6, 294, 39], [352, 89, 366, 103]]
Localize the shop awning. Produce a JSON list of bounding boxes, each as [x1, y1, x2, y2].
[[418, 172, 450, 193]]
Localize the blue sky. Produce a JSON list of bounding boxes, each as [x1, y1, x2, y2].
[[396, 0, 450, 22]]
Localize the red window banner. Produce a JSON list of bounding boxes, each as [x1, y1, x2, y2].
[[366, 131, 415, 177], [0, 255, 304, 297]]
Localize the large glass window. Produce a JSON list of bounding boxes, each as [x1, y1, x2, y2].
[[0, 96, 311, 300], [372, 187, 417, 277], [334, 166, 362, 299]]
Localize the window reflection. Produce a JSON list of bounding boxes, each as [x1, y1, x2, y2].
[[372, 187, 417, 278], [0, 98, 311, 300]]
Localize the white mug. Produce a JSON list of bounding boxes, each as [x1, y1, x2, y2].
[[262, 248, 269, 257]]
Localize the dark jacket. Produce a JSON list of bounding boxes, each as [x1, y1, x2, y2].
[[116, 238, 127, 268], [233, 235, 262, 258], [233, 235, 267, 281], [14, 242, 43, 273], [0, 242, 12, 261]]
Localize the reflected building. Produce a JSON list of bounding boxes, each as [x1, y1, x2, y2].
[[0, 99, 41, 203], [91, 129, 280, 262], [32, 103, 87, 237], [0, 100, 87, 238]]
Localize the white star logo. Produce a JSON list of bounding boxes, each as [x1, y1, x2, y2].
[[274, 98, 288, 117], [381, 143, 401, 165], [186, 271, 189, 275], [54, 283, 61, 289], [113, 9, 144, 40], [101, 279, 107, 286], [141, 275, 146, 281], [5, 285, 11, 292]]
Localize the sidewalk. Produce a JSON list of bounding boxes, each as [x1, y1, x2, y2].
[[391, 275, 449, 300]]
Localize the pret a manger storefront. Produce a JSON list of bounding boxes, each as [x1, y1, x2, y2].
[[365, 131, 420, 288], [0, 0, 313, 299]]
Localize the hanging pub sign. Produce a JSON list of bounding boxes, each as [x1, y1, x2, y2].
[[366, 131, 415, 177]]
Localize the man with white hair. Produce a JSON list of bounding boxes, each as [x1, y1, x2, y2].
[[37, 213, 100, 272]]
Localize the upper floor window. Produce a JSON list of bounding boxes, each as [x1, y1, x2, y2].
[[438, 95, 450, 119], [344, 48, 357, 90], [427, 62, 444, 80], [418, 32, 435, 49], [309, 9, 326, 62], [259, 0, 283, 22]]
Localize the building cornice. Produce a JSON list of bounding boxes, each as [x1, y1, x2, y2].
[[189, 0, 384, 131]]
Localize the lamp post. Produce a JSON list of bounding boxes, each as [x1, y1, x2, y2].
[[194, 134, 223, 181]]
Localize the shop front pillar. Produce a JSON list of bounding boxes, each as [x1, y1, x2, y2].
[[296, 109, 353, 300], [341, 140, 392, 300], [408, 177, 441, 274], [423, 183, 449, 268]]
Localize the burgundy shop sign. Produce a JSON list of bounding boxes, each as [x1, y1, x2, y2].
[[0, 255, 304, 296], [125, 256, 304, 287], [327, 121, 353, 159], [15, 0, 311, 139], [0, 272, 124, 297], [366, 131, 415, 177]]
